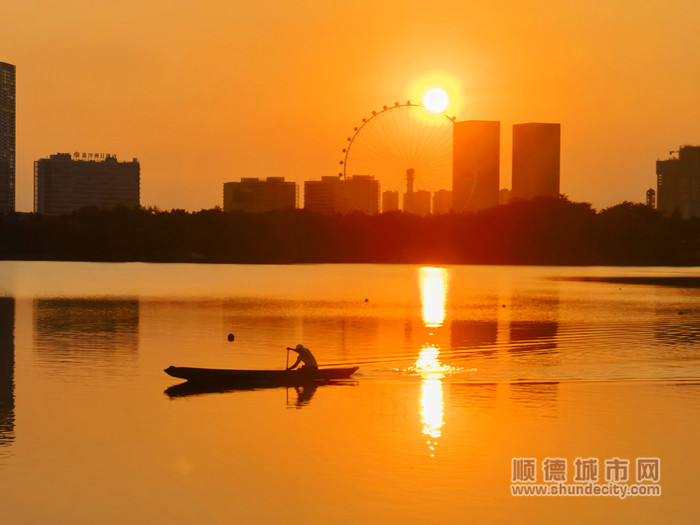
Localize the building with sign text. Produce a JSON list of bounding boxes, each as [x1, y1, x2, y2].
[[34, 153, 140, 215]]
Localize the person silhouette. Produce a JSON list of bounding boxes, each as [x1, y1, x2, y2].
[[286, 344, 318, 371]]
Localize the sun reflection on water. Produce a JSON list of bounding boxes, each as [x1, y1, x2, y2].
[[416, 267, 450, 457], [421, 379, 444, 457], [416, 344, 446, 457], [419, 267, 447, 328]]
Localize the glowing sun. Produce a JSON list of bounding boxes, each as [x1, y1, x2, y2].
[[422, 88, 449, 114]]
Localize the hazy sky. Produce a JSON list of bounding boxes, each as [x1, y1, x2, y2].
[[5, 0, 700, 211]]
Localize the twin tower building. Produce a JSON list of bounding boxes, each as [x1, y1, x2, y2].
[[453, 121, 560, 212], [224, 121, 561, 215]]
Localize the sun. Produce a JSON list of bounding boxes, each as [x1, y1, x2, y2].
[[422, 87, 449, 114]]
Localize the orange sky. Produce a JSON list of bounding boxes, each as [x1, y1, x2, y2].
[[5, 0, 700, 212]]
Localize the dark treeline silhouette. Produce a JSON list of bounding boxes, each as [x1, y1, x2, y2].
[[0, 197, 698, 265]]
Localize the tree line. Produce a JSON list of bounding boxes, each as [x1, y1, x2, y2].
[[0, 197, 698, 265]]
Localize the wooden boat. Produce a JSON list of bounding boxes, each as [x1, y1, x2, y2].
[[164, 375, 357, 399], [164, 365, 359, 386]]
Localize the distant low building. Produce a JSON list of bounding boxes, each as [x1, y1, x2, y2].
[[404, 189, 431, 216], [340, 175, 379, 214], [304, 175, 379, 214], [432, 190, 453, 214], [498, 188, 512, 205], [305, 176, 341, 214], [656, 146, 700, 218], [34, 153, 140, 215], [382, 190, 399, 213], [223, 177, 296, 213]]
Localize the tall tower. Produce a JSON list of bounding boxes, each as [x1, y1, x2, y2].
[[406, 168, 415, 195], [0, 62, 15, 213], [511, 123, 560, 200], [646, 188, 656, 208], [452, 121, 500, 212]]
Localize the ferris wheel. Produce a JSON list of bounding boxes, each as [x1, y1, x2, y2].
[[339, 101, 456, 199]]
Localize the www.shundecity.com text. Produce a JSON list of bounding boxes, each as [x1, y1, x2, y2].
[[511, 482, 661, 499], [510, 457, 661, 499]]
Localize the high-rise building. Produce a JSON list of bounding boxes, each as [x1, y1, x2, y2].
[[432, 190, 453, 215], [0, 62, 16, 213], [34, 153, 140, 215], [452, 120, 500, 212], [382, 190, 399, 213], [304, 175, 379, 214], [656, 158, 679, 215], [511, 123, 560, 200], [404, 189, 431, 215], [656, 145, 700, 218], [0, 159, 9, 213], [223, 177, 296, 213]]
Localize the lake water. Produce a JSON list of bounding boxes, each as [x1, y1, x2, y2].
[[0, 262, 698, 523]]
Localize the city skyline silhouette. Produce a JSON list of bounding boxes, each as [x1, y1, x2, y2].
[[3, 2, 700, 213]]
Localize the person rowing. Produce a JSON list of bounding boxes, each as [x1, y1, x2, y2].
[[286, 344, 318, 371]]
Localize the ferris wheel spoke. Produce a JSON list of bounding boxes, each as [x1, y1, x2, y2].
[[342, 103, 453, 202]]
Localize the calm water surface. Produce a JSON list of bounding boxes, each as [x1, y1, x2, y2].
[[0, 262, 698, 523]]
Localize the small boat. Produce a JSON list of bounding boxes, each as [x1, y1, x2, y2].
[[164, 375, 357, 399], [164, 365, 359, 386]]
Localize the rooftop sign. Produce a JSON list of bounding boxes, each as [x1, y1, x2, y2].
[[73, 152, 117, 161]]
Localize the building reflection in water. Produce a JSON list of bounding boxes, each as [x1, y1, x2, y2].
[[415, 268, 451, 457], [509, 381, 559, 415], [33, 299, 139, 374], [654, 305, 700, 347], [0, 298, 15, 449], [508, 293, 560, 366], [450, 319, 498, 357]]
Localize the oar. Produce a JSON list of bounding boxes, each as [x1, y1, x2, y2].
[[285, 348, 291, 405]]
